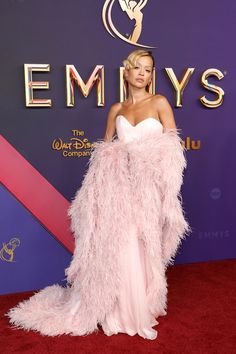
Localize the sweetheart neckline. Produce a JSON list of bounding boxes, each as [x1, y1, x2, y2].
[[116, 115, 163, 128]]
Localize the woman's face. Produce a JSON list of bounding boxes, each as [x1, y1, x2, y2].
[[125, 55, 153, 89]]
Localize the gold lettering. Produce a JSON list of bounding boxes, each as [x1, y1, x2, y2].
[[66, 65, 105, 107], [200, 68, 225, 108], [165, 68, 195, 107], [181, 136, 201, 150], [24, 64, 51, 107]]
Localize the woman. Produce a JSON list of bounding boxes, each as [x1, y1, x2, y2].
[[6, 49, 190, 340], [104, 49, 176, 141]]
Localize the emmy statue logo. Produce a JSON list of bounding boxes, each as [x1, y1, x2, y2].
[[102, 0, 155, 48], [0, 238, 20, 263]]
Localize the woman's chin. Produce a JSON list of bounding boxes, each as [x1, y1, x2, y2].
[[129, 82, 147, 89]]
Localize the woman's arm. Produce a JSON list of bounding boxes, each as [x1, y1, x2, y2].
[[103, 102, 122, 142], [154, 95, 177, 130]]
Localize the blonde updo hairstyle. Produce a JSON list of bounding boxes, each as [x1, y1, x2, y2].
[[123, 49, 155, 92]]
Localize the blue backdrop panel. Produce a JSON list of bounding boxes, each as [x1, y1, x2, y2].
[[0, 184, 71, 295]]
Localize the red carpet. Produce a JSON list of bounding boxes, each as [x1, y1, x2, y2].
[[1, 258, 235, 354]]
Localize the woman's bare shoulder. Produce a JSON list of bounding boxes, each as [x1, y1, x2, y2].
[[152, 93, 169, 104], [151, 94, 173, 112], [106, 102, 123, 125], [108, 101, 123, 116], [152, 94, 176, 128]]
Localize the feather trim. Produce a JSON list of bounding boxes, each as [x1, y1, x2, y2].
[[6, 129, 190, 336]]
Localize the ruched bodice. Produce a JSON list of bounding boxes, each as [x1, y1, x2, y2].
[[116, 115, 163, 143]]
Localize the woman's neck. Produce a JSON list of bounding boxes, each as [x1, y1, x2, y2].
[[127, 87, 150, 104]]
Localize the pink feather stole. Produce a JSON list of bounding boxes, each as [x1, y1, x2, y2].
[[6, 129, 190, 336]]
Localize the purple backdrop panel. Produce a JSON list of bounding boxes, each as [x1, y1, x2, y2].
[[0, 184, 71, 295]]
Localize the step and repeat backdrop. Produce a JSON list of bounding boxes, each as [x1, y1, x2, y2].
[[0, 0, 235, 294]]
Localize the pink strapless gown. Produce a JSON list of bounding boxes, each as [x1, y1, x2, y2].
[[101, 116, 164, 340]]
